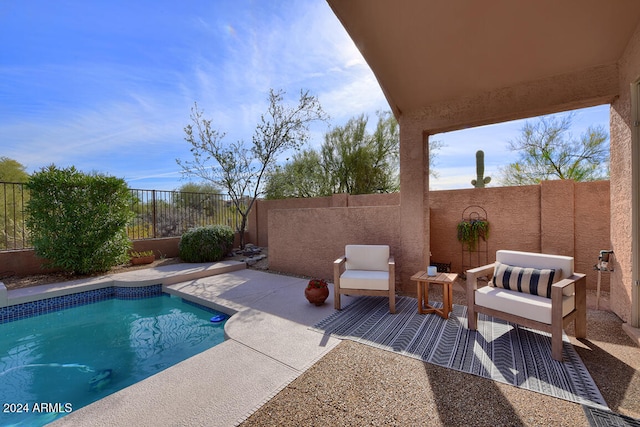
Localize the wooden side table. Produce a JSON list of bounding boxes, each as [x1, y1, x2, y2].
[[411, 271, 458, 319]]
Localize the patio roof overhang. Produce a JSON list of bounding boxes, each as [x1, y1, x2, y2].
[[327, 0, 640, 124]]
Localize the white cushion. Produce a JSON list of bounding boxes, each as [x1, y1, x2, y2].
[[345, 245, 389, 271], [496, 250, 573, 280], [475, 285, 575, 324], [340, 270, 389, 291]]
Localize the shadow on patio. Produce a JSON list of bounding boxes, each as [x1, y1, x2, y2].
[[240, 277, 640, 426]]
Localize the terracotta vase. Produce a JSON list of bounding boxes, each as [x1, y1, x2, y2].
[[305, 286, 329, 306]]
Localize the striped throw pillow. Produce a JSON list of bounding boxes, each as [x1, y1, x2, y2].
[[491, 261, 560, 298]]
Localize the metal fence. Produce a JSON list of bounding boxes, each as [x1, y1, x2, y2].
[[0, 182, 241, 251], [127, 189, 240, 240], [1, 182, 29, 250]]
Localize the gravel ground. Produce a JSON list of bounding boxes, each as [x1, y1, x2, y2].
[[241, 281, 640, 427], [241, 340, 588, 427]]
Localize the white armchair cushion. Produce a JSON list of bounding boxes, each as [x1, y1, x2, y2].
[[340, 270, 390, 291], [345, 245, 390, 271], [491, 261, 560, 298], [475, 285, 575, 324]]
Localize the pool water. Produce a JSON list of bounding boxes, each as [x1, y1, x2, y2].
[[0, 294, 227, 426]]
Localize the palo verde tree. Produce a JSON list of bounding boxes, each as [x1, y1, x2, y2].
[[322, 112, 399, 195], [263, 149, 327, 199], [177, 89, 328, 248], [26, 165, 132, 274], [499, 114, 609, 185], [264, 112, 445, 199]]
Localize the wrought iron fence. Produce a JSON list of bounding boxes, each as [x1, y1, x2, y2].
[[0, 182, 241, 251], [0, 182, 29, 250], [127, 189, 240, 240]]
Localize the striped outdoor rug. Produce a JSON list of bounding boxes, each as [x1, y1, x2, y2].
[[312, 296, 607, 409]]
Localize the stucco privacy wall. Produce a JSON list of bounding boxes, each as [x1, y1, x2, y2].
[[249, 193, 400, 247], [574, 181, 612, 284], [430, 180, 610, 292], [429, 185, 542, 274], [0, 231, 248, 278], [610, 18, 640, 323], [0, 249, 60, 277], [267, 205, 402, 289], [248, 196, 333, 248], [265, 180, 610, 296], [0, 237, 183, 277]]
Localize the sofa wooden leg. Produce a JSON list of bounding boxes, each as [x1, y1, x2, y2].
[[575, 315, 587, 339], [468, 307, 478, 330], [551, 333, 564, 362], [575, 285, 587, 339], [334, 291, 341, 310], [389, 294, 396, 314], [573, 304, 587, 340]]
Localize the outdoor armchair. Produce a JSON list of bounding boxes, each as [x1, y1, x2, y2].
[[333, 244, 395, 314], [466, 250, 586, 361]]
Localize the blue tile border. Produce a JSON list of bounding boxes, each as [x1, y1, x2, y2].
[[115, 284, 163, 299], [0, 284, 164, 324]]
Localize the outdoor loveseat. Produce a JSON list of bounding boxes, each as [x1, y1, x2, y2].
[[334, 244, 395, 314], [466, 250, 586, 361]]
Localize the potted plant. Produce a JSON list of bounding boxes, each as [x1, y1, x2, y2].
[[304, 278, 329, 306], [457, 219, 490, 251], [129, 250, 156, 265]]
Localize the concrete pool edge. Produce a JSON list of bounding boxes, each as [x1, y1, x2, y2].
[[1, 260, 246, 307]]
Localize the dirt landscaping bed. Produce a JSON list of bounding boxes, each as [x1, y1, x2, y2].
[[1, 247, 271, 291]]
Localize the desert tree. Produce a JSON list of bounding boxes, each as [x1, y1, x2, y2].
[[263, 149, 327, 199], [264, 112, 444, 198], [0, 157, 29, 182], [321, 113, 398, 194], [177, 89, 327, 247], [499, 114, 609, 185]]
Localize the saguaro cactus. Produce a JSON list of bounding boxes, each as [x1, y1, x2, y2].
[[471, 150, 491, 188]]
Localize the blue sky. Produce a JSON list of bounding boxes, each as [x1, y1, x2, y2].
[[1, 1, 609, 191]]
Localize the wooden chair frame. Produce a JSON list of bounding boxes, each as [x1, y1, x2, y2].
[[334, 254, 395, 314], [467, 263, 586, 361]]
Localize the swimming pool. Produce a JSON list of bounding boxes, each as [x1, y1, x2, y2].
[[0, 292, 227, 426]]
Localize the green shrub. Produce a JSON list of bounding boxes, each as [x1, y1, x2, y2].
[[25, 165, 132, 274], [179, 225, 234, 262]]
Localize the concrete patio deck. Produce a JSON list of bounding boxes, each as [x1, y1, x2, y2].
[[37, 262, 350, 427]]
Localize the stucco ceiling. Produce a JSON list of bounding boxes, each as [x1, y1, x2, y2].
[[327, 0, 640, 116]]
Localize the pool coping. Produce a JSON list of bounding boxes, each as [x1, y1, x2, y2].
[[0, 260, 246, 308]]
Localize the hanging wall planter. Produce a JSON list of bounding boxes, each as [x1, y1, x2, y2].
[[457, 219, 490, 252]]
